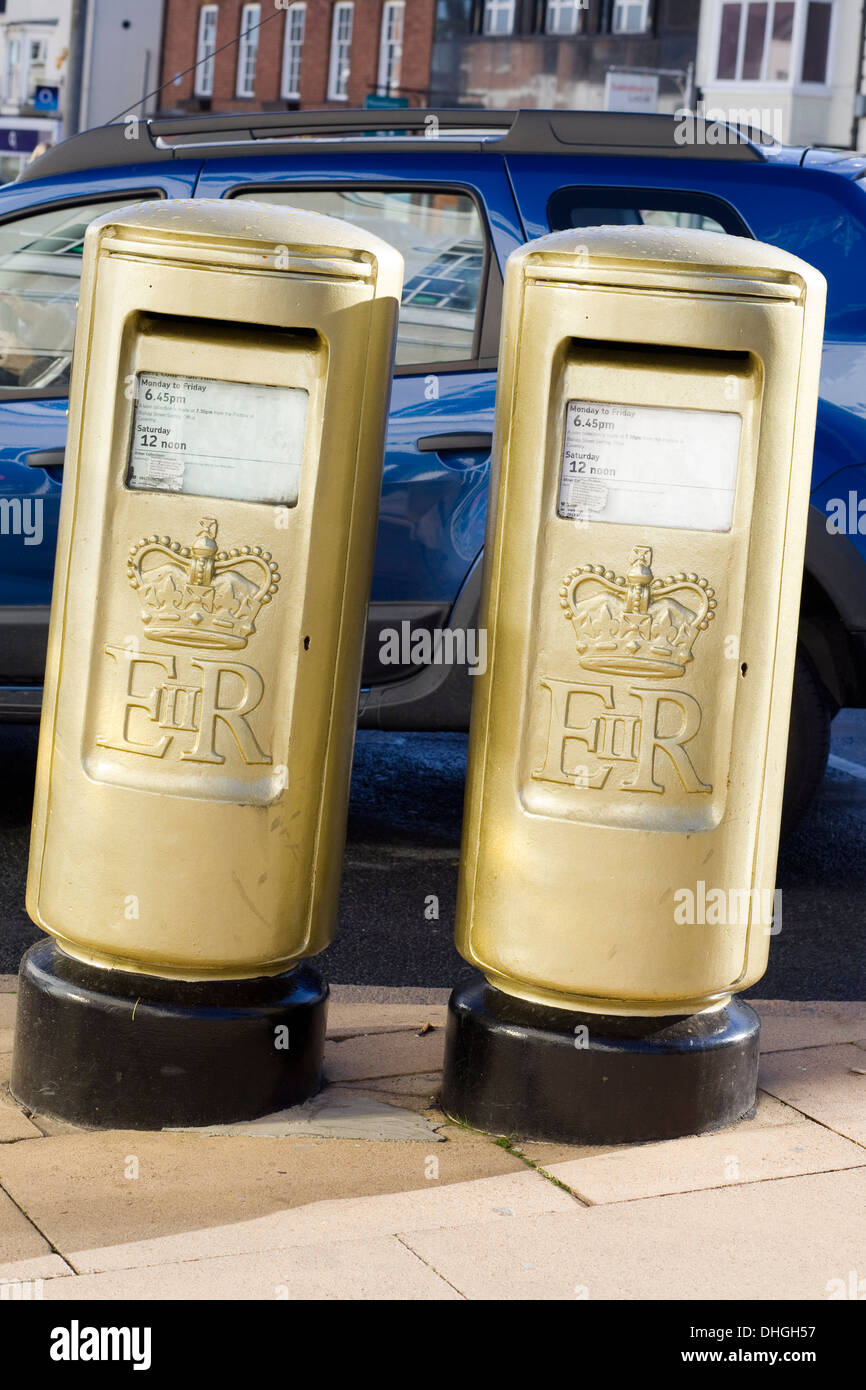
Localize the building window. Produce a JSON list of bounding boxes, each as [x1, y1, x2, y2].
[[194, 5, 218, 98], [483, 0, 516, 36], [377, 2, 404, 94], [281, 3, 306, 100], [27, 39, 48, 96], [236, 3, 261, 99], [4, 37, 20, 103], [545, 0, 585, 34], [612, 1, 650, 33], [801, 1, 831, 83], [328, 2, 354, 100], [715, 1, 827, 85]]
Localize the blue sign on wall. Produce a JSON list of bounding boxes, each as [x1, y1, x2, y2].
[[33, 86, 60, 113]]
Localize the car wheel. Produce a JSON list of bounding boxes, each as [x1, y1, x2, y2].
[[781, 646, 831, 835]]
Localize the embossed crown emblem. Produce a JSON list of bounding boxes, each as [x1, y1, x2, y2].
[[127, 518, 280, 650], [559, 545, 716, 679]]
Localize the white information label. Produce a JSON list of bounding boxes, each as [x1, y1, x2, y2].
[[127, 372, 308, 507], [558, 400, 741, 532]]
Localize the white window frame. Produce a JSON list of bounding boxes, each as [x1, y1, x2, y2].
[[194, 5, 218, 99], [328, 2, 354, 101], [482, 0, 516, 36], [612, 0, 650, 34], [377, 1, 405, 95], [235, 3, 261, 99], [711, 0, 835, 91], [5, 37, 21, 103], [546, 0, 585, 35], [281, 3, 306, 100]]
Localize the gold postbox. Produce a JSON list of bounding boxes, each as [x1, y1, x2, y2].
[[456, 227, 825, 1018], [27, 199, 402, 980]]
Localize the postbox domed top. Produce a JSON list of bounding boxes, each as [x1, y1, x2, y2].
[[83, 196, 404, 294], [511, 223, 826, 303]]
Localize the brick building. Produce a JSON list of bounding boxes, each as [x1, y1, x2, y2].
[[158, 0, 437, 114], [431, 1, 699, 111]]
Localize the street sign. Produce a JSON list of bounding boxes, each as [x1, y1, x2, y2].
[[604, 70, 659, 113], [33, 85, 60, 113], [0, 127, 40, 153], [364, 93, 410, 109]]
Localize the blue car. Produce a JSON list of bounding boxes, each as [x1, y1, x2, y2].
[[2, 108, 866, 828]]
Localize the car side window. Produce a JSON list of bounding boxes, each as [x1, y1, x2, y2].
[[233, 187, 487, 368], [547, 187, 751, 238], [0, 196, 160, 395]]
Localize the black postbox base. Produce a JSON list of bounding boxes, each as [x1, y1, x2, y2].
[[10, 939, 328, 1131], [441, 975, 760, 1145]]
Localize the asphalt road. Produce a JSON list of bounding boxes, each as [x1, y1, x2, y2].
[[2, 713, 865, 997]]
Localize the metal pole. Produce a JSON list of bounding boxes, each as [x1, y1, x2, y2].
[[64, 0, 88, 138]]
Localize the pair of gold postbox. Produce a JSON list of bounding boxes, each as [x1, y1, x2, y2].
[[26, 203, 825, 1019]]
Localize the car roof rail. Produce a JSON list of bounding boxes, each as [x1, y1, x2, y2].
[[499, 110, 764, 159], [17, 107, 765, 183]]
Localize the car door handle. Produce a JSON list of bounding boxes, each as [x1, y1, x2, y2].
[[25, 448, 65, 469], [416, 432, 492, 454]]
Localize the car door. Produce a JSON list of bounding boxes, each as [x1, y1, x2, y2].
[[196, 151, 523, 686], [0, 166, 200, 710]]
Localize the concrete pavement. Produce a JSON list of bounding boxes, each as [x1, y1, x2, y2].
[[1, 983, 865, 1301]]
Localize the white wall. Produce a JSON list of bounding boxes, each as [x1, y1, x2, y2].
[[696, 0, 866, 149], [79, 0, 165, 129]]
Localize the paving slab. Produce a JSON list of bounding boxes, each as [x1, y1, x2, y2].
[[0, 992, 15, 1052], [758, 1044, 866, 1144], [0, 1185, 57, 1268], [0, 1050, 40, 1139], [342, 1072, 442, 1098], [332, 1089, 439, 1117], [327, 1002, 448, 1039], [753, 1001, 866, 1052], [0, 1095, 41, 1144], [43, 1235, 463, 1301], [399, 1167, 866, 1301], [323, 1028, 445, 1082], [0, 1119, 526, 1257], [518, 1091, 802, 1167], [168, 1088, 445, 1142], [66, 1168, 575, 1275], [546, 1120, 866, 1204], [0, 1046, 40, 1140], [0, 1252, 71, 1284]]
